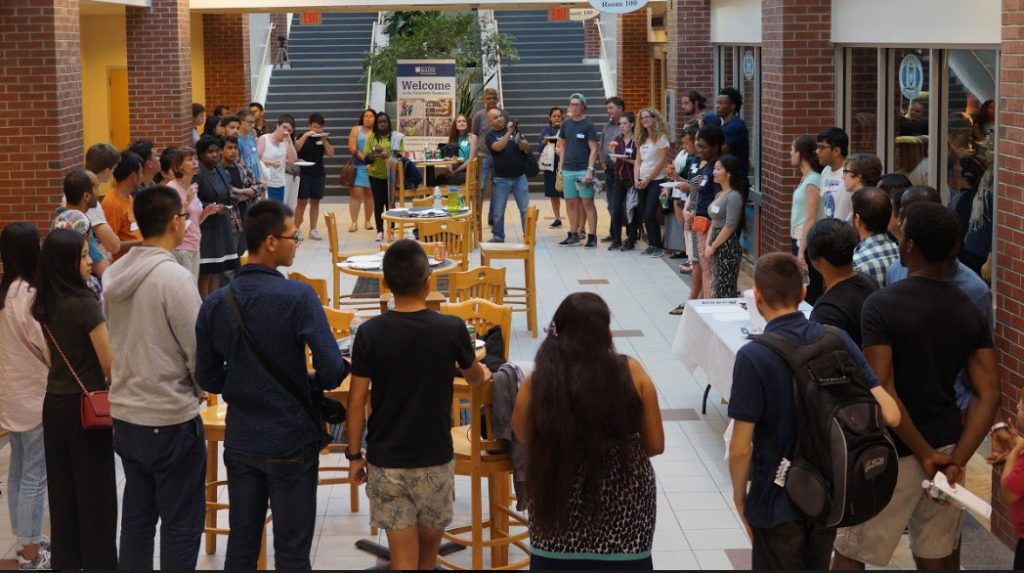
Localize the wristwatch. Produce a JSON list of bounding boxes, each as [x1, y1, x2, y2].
[[345, 450, 363, 461]]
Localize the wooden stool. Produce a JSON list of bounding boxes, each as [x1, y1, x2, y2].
[[479, 206, 539, 337]]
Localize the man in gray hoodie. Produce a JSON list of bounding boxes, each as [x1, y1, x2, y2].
[[101, 185, 205, 570]]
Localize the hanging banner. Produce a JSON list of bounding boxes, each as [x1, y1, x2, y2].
[[588, 0, 648, 14], [396, 59, 457, 157]]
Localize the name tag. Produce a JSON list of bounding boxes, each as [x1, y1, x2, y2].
[[701, 176, 708, 186], [710, 205, 721, 214], [576, 133, 585, 139], [130, 222, 139, 232], [690, 165, 698, 174], [315, 140, 323, 146]]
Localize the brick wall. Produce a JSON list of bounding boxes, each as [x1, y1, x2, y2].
[[0, 0, 83, 232], [758, 0, 835, 254], [584, 17, 600, 59], [617, 9, 652, 112], [665, 1, 712, 136], [203, 13, 251, 111], [126, 0, 192, 150], [270, 13, 289, 68], [992, 0, 1024, 547]]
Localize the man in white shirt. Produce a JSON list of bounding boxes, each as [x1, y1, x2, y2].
[[815, 127, 850, 221]]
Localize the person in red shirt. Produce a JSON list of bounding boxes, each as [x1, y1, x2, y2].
[[999, 397, 1024, 569]]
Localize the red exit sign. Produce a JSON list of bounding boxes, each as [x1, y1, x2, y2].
[[300, 12, 322, 25], [548, 7, 569, 21]]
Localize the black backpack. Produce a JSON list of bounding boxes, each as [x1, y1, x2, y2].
[[753, 325, 898, 528]]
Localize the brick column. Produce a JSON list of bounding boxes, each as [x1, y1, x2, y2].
[[0, 0, 83, 232], [126, 0, 192, 150], [204, 14, 251, 111], [617, 9, 652, 111], [992, 0, 1024, 548], [758, 0, 835, 253], [665, 0, 712, 134], [584, 17, 600, 59], [270, 13, 289, 68]]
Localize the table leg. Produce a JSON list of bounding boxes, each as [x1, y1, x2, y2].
[[205, 439, 217, 555]]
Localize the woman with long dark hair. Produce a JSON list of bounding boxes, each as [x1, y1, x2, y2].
[[789, 135, 824, 263], [347, 108, 377, 232], [705, 154, 749, 298], [31, 229, 116, 569], [512, 293, 664, 570], [364, 111, 403, 241], [436, 113, 477, 186], [0, 223, 50, 569]]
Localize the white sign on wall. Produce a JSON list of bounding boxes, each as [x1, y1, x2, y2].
[[898, 54, 925, 100], [742, 50, 756, 81], [588, 0, 649, 15]]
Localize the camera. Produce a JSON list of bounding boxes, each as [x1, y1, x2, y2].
[[277, 35, 287, 47]]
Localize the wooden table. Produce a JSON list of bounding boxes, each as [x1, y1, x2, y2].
[[381, 207, 472, 241], [397, 159, 460, 206], [336, 256, 460, 300]]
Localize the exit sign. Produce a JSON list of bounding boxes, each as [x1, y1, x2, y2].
[[300, 12, 322, 25], [549, 7, 600, 21], [548, 7, 569, 21]]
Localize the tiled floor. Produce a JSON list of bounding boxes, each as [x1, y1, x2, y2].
[[0, 195, 1001, 569]]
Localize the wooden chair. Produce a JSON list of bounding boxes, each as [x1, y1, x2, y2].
[[448, 266, 506, 304], [288, 272, 328, 306], [479, 205, 539, 337], [438, 379, 530, 570], [417, 218, 472, 272], [441, 298, 513, 361], [325, 212, 378, 311], [411, 196, 433, 208]]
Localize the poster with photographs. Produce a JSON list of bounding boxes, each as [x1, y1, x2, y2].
[[396, 60, 457, 156]]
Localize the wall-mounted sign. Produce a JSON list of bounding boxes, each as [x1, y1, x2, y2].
[[396, 60, 457, 153], [549, 7, 600, 21], [300, 12, 321, 26], [743, 50, 756, 81], [588, 0, 649, 15], [899, 54, 924, 100]]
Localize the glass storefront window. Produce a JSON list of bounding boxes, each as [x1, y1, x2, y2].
[[892, 48, 931, 187], [848, 48, 879, 155]]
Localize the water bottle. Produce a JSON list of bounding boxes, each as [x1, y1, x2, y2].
[[433, 186, 443, 210], [447, 186, 459, 213], [423, 144, 430, 161], [349, 315, 363, 339]]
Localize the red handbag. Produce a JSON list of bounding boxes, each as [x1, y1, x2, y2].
[[43, 324, 112, 430]]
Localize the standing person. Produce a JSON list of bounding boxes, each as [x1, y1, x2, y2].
[[237, 108, 266, 194], [816, 127, 851, 221], [692, 125, 725, 300], [600, 96, 626, 242], [31, 229, 117, 570], [195, 135, 240, 299], [347, 109, 377, 232], [0, 223, 51, 570], [843, 153, 883, 196], [220, 135, 262, 255], [705, 155, 748, 298], [258, 115, 298, 203], [83, 143, 123, 262], [249, 102, 268, 138], [833, 202, 1000, 571], [556, 93, 600, 247], [166, 147, 221, 281], [364, 111, 403, 242], [436, 113, 477, 186], [102, 151, 145, 261], [680, 90, 707, 124], [664, 121, 699, 263], [633, 107, 670, 257], [61, 169, 111, 278], [129, 140, 160, 188], [997, 396, 1024, 569], [294, 113, 334, 241], [607, 112, 637, 251], [196, 200, 348, 570], [192, 103, 206, 143], [851, 187, 900, 287], [668, 123, 702, 314], [219, 115, 242, 138], [728, 253, 899, 570], [346, 240, 488, 570], [716, 88, 750, 187], [789, 135, 825, 302], [511, 292, 664, 570], [471, 88, 508, 226], [806, 218, 878, 346], [486, 108, 532, 243], [538, 107, 564, 228], [102, 186, 206, 569]]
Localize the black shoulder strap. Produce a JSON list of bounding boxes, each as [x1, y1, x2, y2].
[[222, 286, 321, 430], [751, 325, 848, 375]]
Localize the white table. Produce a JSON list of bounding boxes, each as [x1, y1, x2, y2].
[[671, 298, 811, 413]]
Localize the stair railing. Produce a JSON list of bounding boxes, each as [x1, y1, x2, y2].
[[596, 14, 616, 98], [478, 10, 504, 108], [365, 12, 385, 109], [253, 17, 278, 105]]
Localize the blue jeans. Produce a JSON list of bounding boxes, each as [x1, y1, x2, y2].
[[480, 156, 495, 223], [113, 417, 206, 570], [224, 442, 320, 570], [7, 424, 46, 547], [491, 175, 530, 242]]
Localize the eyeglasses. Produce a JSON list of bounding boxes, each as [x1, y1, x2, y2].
[[816, 144, 833, 151], [274, 233, 303, 243], [176, 211, 190, 220]]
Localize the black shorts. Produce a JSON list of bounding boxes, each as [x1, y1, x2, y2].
[[298, 174, 325, 200]]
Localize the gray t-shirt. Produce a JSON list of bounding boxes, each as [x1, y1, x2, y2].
[[600, 119, 620, 170], [471, 107, 509, 158], [558, 117, 599, 171], [709, 190, 744, 230]]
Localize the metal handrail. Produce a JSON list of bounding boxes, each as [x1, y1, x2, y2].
[[595, 15, 615, 98], [365, 12, 384, 109], [254, 19, 277, 105]]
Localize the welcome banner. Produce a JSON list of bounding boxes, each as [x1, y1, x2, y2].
[[396, 59, 457, 156]]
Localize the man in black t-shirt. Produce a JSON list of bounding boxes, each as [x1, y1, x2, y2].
[[347, 240, 489, 570], [833, 202, 999, 571], [806, 218, 877, 346], [486, 108, 532, 243], [294, 113, 334, 241]]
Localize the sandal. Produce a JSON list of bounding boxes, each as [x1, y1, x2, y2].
[[669, 303, 686, 315], [678, 264, 693, 274], [365, 221, 374, 230], [348, 223, 358, 233]]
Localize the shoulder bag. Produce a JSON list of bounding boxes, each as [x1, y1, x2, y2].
[[43, 324, 111, 430], [222, 287, 345, 449], [338, 157, 356, 188]]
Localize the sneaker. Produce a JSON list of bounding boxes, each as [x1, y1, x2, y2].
[[669, 303, 686, 315], [608, 241, 622, 251], [309, 229, 322, 241], [600, 235, 614, 242], [17, 546, 51, 570], [564, 233, 581, 246], [549, 218, 563, 229], [620, 241, 636, 252], [295, 229, 304, 241], [558, 232, 577, 246], [585, 234, 597, 248], [488, 237, 504, 243], [640, 246, 656, 256], [669, 251, 687, 260], [648, 248, 664, 258], [375, 232, 384, 242]]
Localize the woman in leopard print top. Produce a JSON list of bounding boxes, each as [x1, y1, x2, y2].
[[512, 293, 665, 570]]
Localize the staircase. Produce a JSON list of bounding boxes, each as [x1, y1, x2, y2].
[[495, 10, 606, 192], [264, 12, 378, 196]]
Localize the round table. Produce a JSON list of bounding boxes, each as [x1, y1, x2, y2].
[[382, 207, 473, 246]]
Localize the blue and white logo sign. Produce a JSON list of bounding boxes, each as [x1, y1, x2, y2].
[[899, 54, 924, 100], [743, 50, 756, 81], [588, 0, 649, 15]]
